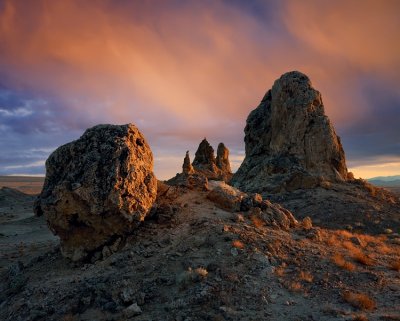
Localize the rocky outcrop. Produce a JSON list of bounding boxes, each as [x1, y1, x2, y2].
[[34, 124, 157, 261], [192, 139, 217, 172], [216, 143, 231, 174], [182, 151, 195, 175], [232, 71, 348, 193], [167, 139, 232, 185], [207, 180, 298, 230], [192, 139, 232, 182]]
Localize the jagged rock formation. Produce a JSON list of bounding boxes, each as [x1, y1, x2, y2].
[[231, 71, 400, 233], [232, 71, 348, 193], [192, 139, 217, 172], [182, 151, 195, 175], [34, 124, 157, 261], [192, 139, 232, 182], [168, 139, 232, 186], [216, 143, 231, 174]]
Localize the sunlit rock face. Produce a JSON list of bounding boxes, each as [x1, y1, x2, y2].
[[232, 71, 348, 193], [34, 124, 157, 261]]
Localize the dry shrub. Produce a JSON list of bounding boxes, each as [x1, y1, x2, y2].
[[389, 259, 400, 272], [250, 215, 265, 228], [352, 314, 368, 321], [287, 281, 302, 292], [353, 252, 374, 266], [376, 243, 393, 255], [332, 253, 356, 271], [325, 235, 338, 246], [274, 266, 285, 277], [342, 240, 359, 252], [299, 271, 313, 283], [341, 241, 375, 266], [342, 291, 376, 310], [232, 240, 245, 249], [336, 230, 354, 239], [194, 267, 208, 278]]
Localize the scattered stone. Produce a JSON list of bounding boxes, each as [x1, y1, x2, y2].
[[34, 124, 157, 261], [124, 302, 142, 317]]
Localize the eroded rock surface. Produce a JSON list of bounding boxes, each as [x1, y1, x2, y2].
[[34, 124, 157, 261], [168, 139, 232, 186], [182, 151, 195, 175], [192, 139, 217, 173], [232, 71, 348, 193]]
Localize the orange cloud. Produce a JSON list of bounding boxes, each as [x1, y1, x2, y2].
[[0, 0, 399, 179]]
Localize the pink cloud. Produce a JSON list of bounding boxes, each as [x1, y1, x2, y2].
[[0, 0, 399, 179]]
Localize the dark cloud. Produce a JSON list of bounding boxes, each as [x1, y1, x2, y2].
[[341, 76, 400, 161]]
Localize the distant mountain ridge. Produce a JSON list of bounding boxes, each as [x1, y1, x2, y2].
[[368, 175, 400, 187]]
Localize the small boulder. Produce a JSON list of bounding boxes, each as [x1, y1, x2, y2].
[[35, 124, 157, 261], [207, 181, 245, 212]]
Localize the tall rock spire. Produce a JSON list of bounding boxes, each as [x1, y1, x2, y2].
[[231, 71, 348, 193], [182, 151, 195, 175]]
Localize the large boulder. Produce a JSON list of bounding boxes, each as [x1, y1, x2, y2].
[[34, 124, 157, 261], [231, 71, 348, 193]]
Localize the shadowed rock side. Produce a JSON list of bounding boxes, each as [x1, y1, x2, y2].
[[232, 71, 348, 193], [231, 71, 400, 233], [34, 124, 157, 261], [216, 143, 232, 175], [192, 139, 217, 172], [182, 151, 195, 175]]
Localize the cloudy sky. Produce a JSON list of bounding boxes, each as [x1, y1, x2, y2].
[[0, 0, 399, 179]]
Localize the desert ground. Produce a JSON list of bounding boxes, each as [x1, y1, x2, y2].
[[0, 176, 399, 321], [0, 176, 57, 275]]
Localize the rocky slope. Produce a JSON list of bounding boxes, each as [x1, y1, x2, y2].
[[1, 182, 399, 321]]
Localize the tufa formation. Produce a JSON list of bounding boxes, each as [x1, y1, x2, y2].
[[232, 71, 348, 193], [168, 138, 233, 187], [192, 139, 232, 182], [182, 151, 195, 175], [34, 124, 157, 261]]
